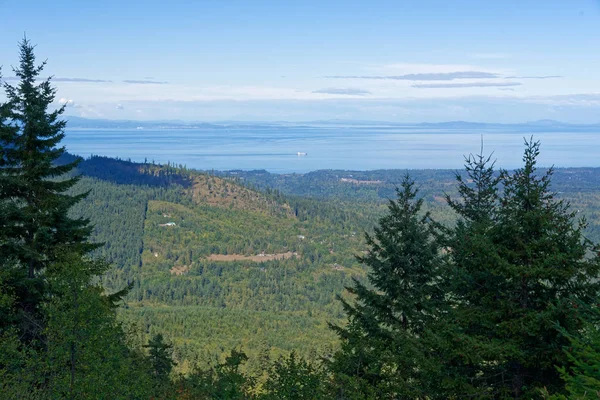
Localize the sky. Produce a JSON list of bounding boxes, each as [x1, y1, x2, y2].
[[1, 0, 600, 123]]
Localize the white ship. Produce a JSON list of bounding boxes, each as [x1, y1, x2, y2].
[[297, 152, 307, 156]]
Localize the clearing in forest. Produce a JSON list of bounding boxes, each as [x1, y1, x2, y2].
[[205, 252, 298, 262]]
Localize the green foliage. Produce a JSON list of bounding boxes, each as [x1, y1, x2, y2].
[[444, 140, 600, 398], [331, 141, 600, 398], [177, 349, 254, 399], [62, 157, 375, 363], [546, 307, 600, 399], [142, 333, 177, 398], [451, 142, 599, 398], [0, 329, 44, 399], [60, 147, 600, 391], [330, 175, 446, 399], [440, 148, 509, 396], [146, 333, 176, 379], [261, 351, 328, 400], [0, 38, 97, 343], [41, 254, 152, 399], [0, 40, 155, 399], [120, 305, 339, 375]]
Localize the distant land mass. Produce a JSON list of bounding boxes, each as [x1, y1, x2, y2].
[[64, 116, 600, 132]]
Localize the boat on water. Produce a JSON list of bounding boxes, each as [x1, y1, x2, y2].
[[297, 152, 307, 156]]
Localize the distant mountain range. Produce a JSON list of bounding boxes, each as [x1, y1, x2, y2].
[[62, 116, 600, 131]]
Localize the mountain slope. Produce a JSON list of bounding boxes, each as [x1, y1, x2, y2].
[[67, 155, 370, 369], [69, 154, 600, 371]]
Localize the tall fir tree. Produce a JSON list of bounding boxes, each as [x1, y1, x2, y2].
[[439, 148, 507, 397], [330, 175, 446, 399], [0, 38, 97, 341], [446, 139, 600, 398], [0, 39, 151, 399]]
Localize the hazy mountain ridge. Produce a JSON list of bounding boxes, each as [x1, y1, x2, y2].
[[64, 116, 600, 131]]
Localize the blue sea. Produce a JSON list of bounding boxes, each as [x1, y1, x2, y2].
[[63, 126, 600, 173]]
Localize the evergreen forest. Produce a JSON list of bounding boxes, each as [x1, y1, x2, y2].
[[3, 40, 600, 399]]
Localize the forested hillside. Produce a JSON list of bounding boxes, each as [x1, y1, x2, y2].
[[224, 167, 600, 242], [65, 155, 379, 370], [61, 152, 600, 376]]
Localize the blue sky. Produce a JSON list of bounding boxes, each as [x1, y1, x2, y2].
[[1, 0, 600, 122]]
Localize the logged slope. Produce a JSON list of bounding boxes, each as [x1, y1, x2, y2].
[[67, 155, 372, 369], [142, 199, 300, 275], [190, 174, 294, 216]]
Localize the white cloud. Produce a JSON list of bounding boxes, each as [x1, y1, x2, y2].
[[70, 104, 105, 118], [59, 98, 75, 106], [44, 61, 596, 107], [413, 82, 522, 89], [326, 72, 501, 81], [312, 87, 371, 96], [365, 62, 504, 75]]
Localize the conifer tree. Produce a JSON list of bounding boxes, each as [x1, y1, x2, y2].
[[439, 149, 506, 396], [330, 175, 445, 399], [447, 139, 600, 398], [0, 38, 96, 341], [0, 39, 149, 399], [145, 333, 175, 379]]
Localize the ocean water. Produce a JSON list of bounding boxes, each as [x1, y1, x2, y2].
[[62, 126, 600, 173]]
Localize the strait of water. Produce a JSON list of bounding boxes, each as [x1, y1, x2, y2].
[[63, 126, 600, 173]]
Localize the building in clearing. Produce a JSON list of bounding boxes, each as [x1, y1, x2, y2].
[[159, 222, 176, 227]]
